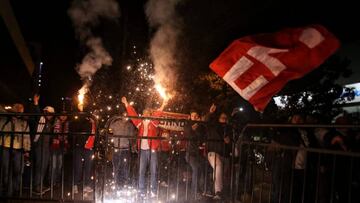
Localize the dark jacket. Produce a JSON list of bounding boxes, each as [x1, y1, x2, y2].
[[27, 103, 41, 143], [323, 129, 347, 150], [70, 116, 93, 148], [205, 113, 232, 157], [184, 121, 206, 157]]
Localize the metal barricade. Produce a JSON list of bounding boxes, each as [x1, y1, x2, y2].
[[234, 124, 360, 203], [0, 112, 97, 203], [1, 112, 360, 203]]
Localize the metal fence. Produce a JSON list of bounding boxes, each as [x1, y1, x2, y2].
[[0, 112, 97, 203], [1, 112, 359, 203], [234, 124, 360, 203]]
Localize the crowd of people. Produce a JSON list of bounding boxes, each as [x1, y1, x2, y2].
[[267, 113, 360, 203], [0, 94, 95, 197], [116, 97, 234, 200], [1, 94, 360, 202], [111, 97, 360, 202]]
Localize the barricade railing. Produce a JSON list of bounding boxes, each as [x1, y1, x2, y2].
[[234, 123, 360, 203], [1, 112, 360, 203], [0, 112, 97, 203]]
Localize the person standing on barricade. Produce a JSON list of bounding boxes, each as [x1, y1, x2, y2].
[[109, 111, 136, 188], [50, 111, 69, 186], [0, 103, 30, 196], [28, 94, 41, 145], [70, 102, 96, 194], [204, 104, 232, 200], [184, 109, 206, 200], [121, 96, 166, 199], [33, 105, 55, 195]]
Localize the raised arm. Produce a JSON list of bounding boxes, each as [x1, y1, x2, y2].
[[28, 94, 41, 125], [121, 97, 141, 127], [203, 103, 217, 122], [158, 100, 167, 111]]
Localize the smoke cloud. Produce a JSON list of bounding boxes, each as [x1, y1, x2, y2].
[[145, 0, 182, 90], [68, 0, 120, 83], [68, 0, 119, 40], [76, 38, 113, 79]]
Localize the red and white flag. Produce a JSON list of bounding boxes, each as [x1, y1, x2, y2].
[[210, 25, 340, 111]]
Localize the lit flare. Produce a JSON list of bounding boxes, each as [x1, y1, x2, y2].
[[78, 85, 88, 112], [154, 83, 172, 101]]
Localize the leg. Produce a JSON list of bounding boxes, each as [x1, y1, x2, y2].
[[34, 144, 42, 188], [187, 155, 199, 197], [51, 152, 57, 185], [150, 150, 158, 194], [12, 150, 23, 193], [40, 146, 50, 187], [74, 147, 83, 186], [112, 151, 121, 186], [208, 152, 223, 193], [0, 148, 10, 195], [222, 157, 230, 194], [138, 150, 149, 193], [120, 150, 130, 184], [52, 151, 62, 184], [83, 149, 93, 187], [57, 151, 63, 184], [198, 156, 206, 193]]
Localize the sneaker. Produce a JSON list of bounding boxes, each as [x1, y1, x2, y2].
[[32, 190, 42, 195], [150, 191, 157, 199], [213, 191, 223, 200], [84, 186, 93, 193], [138, 192, 147, 200], [73, 185, 78, 194], [160, 181, 168, 187], [195, 193, 204, 200], [213, 194, 222, 200], [203, 191, 214, 197]]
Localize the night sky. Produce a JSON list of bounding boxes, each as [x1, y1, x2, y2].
[[1, 0, 359, 111]]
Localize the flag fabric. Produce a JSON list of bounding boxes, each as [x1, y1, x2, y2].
[[84, 118, 96, 149], [156, 111, 189, 152], [210, 25, 340, 111]]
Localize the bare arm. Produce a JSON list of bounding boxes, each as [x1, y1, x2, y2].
[[121, 97, 141, 127], [158, 100, 167, 111]]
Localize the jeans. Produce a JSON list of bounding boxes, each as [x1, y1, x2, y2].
[[185, 154, 204, 197], [139, 149, 158, 193], [0, 148, 23, 196], [50, 150, 64, 184], [74, 147, 93, 187], [112, 149, 130, 186], [34, 142, 50, 189]]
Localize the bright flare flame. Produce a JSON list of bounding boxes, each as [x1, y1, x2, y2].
[[154, 83, 172, 101], [78, 85, 88, 112]]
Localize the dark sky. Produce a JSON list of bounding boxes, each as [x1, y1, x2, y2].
[[1, 0, 359, 110]]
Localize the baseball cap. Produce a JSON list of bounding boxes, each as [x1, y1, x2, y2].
[[43, 106, 55, 113]]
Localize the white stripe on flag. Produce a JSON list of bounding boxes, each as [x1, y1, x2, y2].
[[299, 27, 325, 49]]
